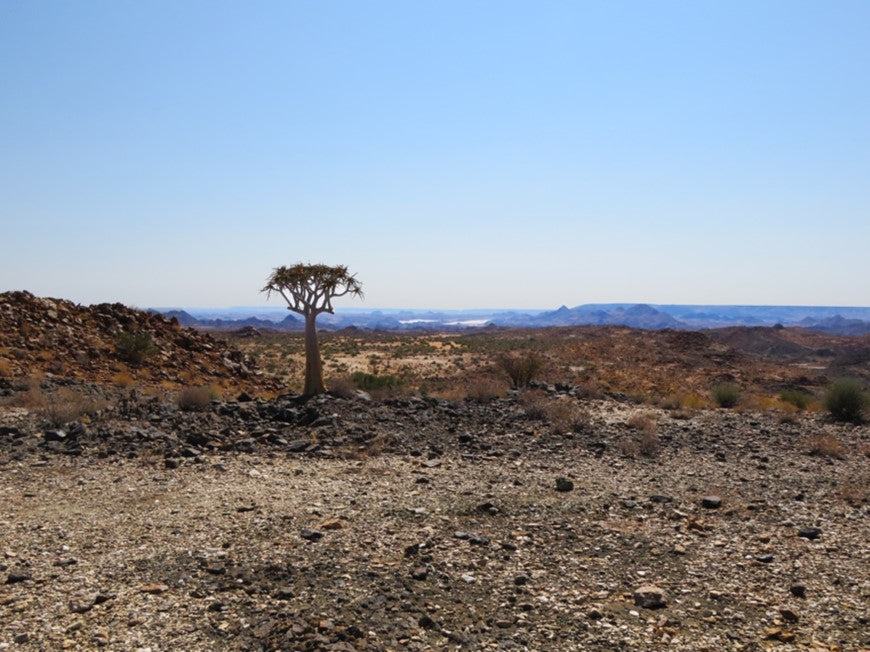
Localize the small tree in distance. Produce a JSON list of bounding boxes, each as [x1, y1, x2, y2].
[[262, 263, 363, 396]]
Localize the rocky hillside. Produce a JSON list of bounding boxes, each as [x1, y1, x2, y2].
[[0, 291, 270, 393]]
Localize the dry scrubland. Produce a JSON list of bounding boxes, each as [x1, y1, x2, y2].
[[1, 294, 869, 651], [231, 326, 870, 411]]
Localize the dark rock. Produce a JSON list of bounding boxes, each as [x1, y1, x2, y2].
[[789, 584, 807, 598], [235, 438, 256, 453], [287, 439, 310, 452], [701, 496, 722, 509], [94, 592, 115, 604], [53, 558, 77, 567], [469, 535, 490, 546], [411, 567, 428, 581], [5, 571, 32, 584], [186, 433, 210, 447], [300, 529, 323, 541], [513, 574, 530, 586], [43, 430, 67, 443], [555, 477, 574, 492], [798, 527, 821, 540], [418, 614, 438, 629], [756, 554, 774, 564]]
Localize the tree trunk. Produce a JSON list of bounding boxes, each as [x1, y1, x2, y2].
[[303, 313, 326, 396]]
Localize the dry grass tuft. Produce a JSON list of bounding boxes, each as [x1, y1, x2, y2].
[[178, 386, 218, 412], [805, 433, 847, 460], [465, 377, 505, 401], [4, 376, 46, 410], [545, 399, 589, 434], [5, 383, 109, 427], [518, 391, 549, 419], [328, 376, 357, 399], [660, 393, 710, 412], [626, 413, 657, 434], [623, 413, 660, 457], [837, 474, 869, 507], [112, 371, 135, 388]]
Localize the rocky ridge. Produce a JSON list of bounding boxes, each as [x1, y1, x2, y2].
[[0, 291, 270, 393]]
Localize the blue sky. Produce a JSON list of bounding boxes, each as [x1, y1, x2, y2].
[[1, 1, 868, 309]]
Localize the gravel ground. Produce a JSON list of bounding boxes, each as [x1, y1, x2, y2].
[[1, 397, 868, 651]]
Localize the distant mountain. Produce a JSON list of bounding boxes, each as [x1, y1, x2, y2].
[[154, 310, 302, 331], [508, 303, 686, 329], [160, 309, 199, 327], [798, 315, 870, 336], [153, 303, 870, 335]]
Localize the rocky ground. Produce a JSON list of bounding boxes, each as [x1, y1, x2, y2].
[[1, 381, 868, 651]]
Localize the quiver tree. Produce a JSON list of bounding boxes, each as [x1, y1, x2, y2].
[[262, 263, 363, 396]]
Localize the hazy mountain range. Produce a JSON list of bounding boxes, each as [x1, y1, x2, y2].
[[152, 304, 870, 336]]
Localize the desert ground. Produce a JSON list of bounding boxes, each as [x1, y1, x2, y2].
[[1, 292, 868, 651]]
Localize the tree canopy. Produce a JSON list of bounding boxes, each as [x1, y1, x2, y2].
[[262, 263, 363, 317]]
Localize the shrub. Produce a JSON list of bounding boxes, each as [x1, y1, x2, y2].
[[351, 371, 401, 391], [779, 388, 814, 411], [178, 386, 217, 412], [824, 378, 866, 423], [115, 331, 158, 365], [497, 352, 543, 388], [711, 383, 741, 408]]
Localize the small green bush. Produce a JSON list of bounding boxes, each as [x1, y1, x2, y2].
[[825, 378, 866, 423], [711, 383, 741, 408], [351, 371, 401, 391], [779, 388, 814, 410], [498, 352, 544, 388], [115, 331, 158, 365]]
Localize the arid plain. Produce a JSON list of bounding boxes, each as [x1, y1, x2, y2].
[[1, 292, 868, 651]]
